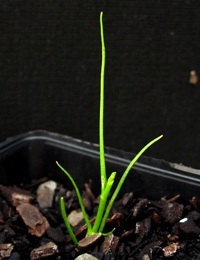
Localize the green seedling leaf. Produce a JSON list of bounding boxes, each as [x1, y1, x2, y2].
[[56, 161, 93, 235], [92, 171, 116, 233], [99, 134, 163, 233], [57, 11, 163, 246], [99, 12, 107, 191], [60, 197, 78, 246]]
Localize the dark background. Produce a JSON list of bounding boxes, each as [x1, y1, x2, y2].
[[0, 1, 199, 168]]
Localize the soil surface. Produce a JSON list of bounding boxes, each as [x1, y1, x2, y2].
[[0, 178, 199, 259]]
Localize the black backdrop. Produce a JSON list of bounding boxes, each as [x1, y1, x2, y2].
[[0, 1, 200, 168]]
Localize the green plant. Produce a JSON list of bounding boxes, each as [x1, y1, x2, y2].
[[56, 12, 163, 246]]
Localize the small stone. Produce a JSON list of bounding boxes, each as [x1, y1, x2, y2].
[[68, 210, 84, 227], [0, 243, 13, 258], [37, 180, 57, 208], [74, 253, 99, 260], [30, 242, 58, 260], [16, 203, 49, 237]]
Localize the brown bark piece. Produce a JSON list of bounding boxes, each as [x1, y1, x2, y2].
[[162, 202, 184, 224], [163, 242, 180, 257], [16, 203, 49, 237], [78, 233, 102, 250], [100, 234, 119, 254], [0, 185, 33, 207], [30, 242, 58, 260], [0, 243, 13, 258]]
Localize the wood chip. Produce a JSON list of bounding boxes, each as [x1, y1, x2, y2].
[[0, 185, 33, 207], [30, 242, 58, 259], [163, 242, 180, 257], [16, 203, 49, 237], [0, 244, 13, 258], [78, 233, 102, 250], [100, 234, 119, 253], [162, 202, 184, 224]]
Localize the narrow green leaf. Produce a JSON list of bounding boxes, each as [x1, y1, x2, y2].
[[60, 197, 78, 246], [99, 135, 163, 232], [99, 11, 107, 191], [91, 171, 116, 234], [56, 161, 93, 234]]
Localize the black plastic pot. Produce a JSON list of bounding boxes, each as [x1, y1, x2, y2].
[[0, 130, 199, 202]]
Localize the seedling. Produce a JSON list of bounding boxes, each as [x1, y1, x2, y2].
[[57, 12, 163, 246]]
